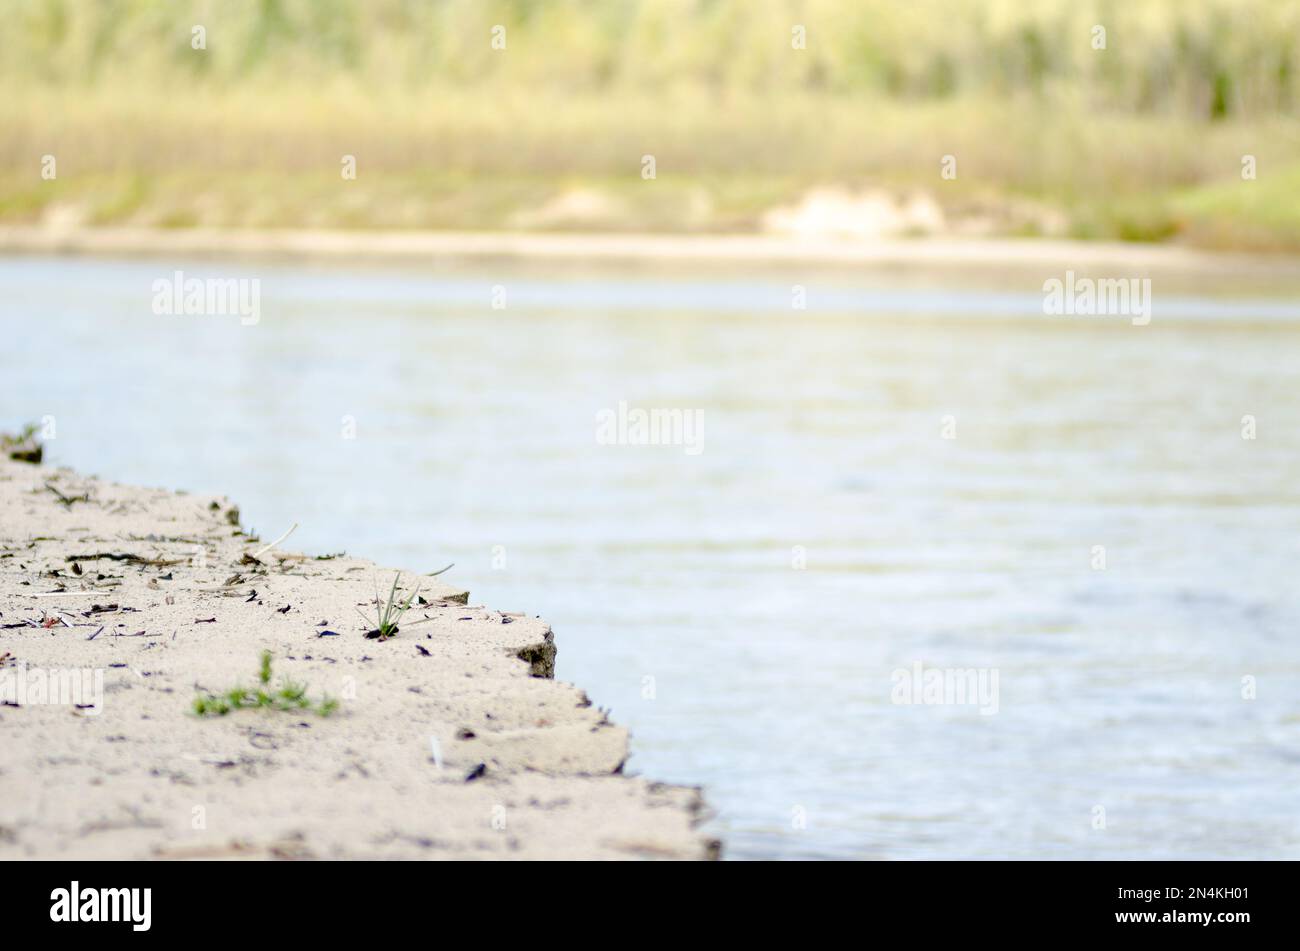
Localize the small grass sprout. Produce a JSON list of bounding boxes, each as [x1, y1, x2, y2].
[[357, 571, 421, 640], [193, 650, 339, 717]]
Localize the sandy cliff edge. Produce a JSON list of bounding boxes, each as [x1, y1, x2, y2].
[[0, 455, 718, 860]]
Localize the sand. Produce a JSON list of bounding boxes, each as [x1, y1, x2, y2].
[[0, 455, 718, 860], [4, 224, 1300, 276]]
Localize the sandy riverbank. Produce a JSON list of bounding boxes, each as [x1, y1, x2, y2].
[[0, 453, 717, 860], [4, 225, 1300, 277]]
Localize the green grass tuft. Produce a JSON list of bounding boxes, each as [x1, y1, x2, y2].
[[193, 651, 338, 717], [356, 572, 420, 641]]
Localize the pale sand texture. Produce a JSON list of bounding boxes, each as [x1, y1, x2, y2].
[[4, 224, 1300, 275], [0, 457, 717, 859]]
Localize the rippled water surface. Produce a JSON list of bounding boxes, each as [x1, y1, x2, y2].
[[5, 254, 1300, 859]]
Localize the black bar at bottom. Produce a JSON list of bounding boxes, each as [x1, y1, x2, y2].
[[0, 859, 1283, 937]]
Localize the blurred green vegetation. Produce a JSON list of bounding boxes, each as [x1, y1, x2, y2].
[[1, 0, 1298, 248]]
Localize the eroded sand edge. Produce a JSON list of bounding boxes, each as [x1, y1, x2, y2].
[[0, 455, 717, 860]]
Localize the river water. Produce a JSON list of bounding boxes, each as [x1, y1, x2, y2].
[[5, 253, 1300, 859]]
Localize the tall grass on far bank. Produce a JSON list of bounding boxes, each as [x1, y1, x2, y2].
[[2, 0, 1299, 248], [7, 0, 1300, 119]]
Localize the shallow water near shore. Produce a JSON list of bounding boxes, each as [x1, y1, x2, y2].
[[6, 254, 1300, 859]]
